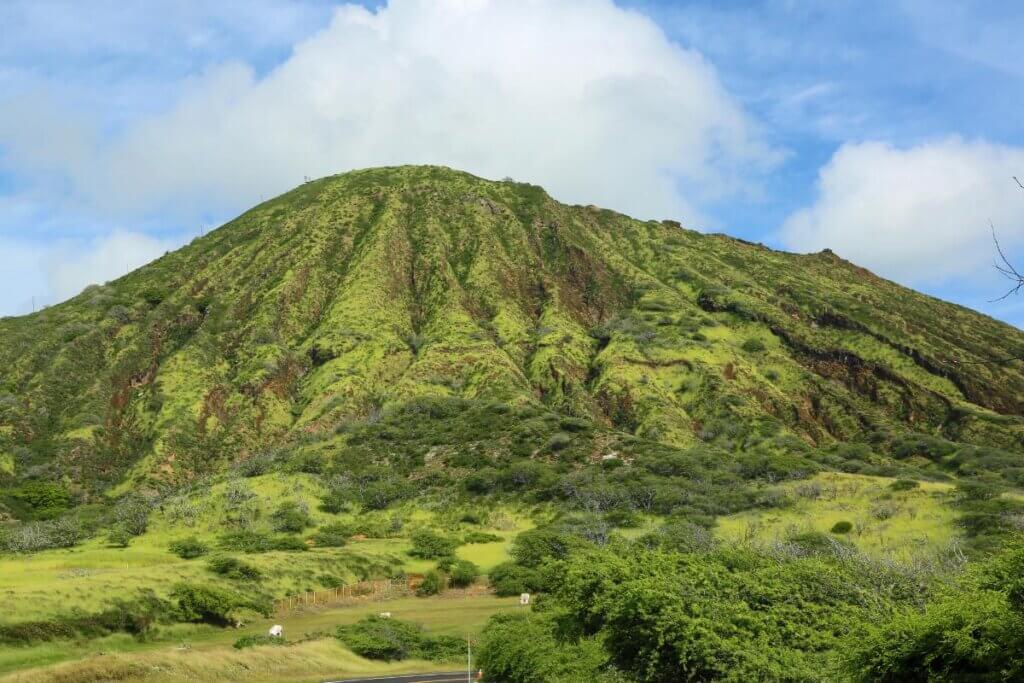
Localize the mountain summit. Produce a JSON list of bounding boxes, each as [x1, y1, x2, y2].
[[2, 165, 1022, 494]]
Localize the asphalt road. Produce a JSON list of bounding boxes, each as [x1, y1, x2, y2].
[[324, 673, 469, 683]]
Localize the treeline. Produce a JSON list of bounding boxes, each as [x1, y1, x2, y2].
[[477, 521, 1024, 681]]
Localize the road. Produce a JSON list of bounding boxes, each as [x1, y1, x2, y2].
[[324, 673, 470, 683]]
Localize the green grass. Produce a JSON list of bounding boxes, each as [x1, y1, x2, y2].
[[0, 592, 517, 677], [0, 638, 455, 683], [0, 481, 528, 623], [716, 472, 960, 560]]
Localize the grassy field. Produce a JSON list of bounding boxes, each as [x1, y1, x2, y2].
[[0, 471, 533, 623], [0, 593, 518, 680], [0, 473, 528, 680], [716, 472, 960, 560], [0, 639, 453, 683]]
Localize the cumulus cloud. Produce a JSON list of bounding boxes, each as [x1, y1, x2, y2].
[[781, 137, 1024, 287], [44, 231, 182, 303], [0, 231, 183, 316], [0, 0, 777, 225]]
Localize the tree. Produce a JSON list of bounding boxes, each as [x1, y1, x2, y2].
[[992, 176, 1024, 301]]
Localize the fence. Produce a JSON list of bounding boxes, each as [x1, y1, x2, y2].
[[273, 577, 410, 615]]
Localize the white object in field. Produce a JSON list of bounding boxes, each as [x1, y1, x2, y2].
[[520, 593, 531, 605], [379, 611, 392, 618], [269, 624, 283, 637], [602, 453, 618, 461]]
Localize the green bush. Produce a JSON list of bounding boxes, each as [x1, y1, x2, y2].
[[283, 451, 325, 474], [311, 523, 350, 547], [787, 530, 851, 555], [270, 500, 312, 533], [478, 612, 608, 683], [741, 338, 767, 353], [830, 520, 854, 534], [489, 562, 545, 596], [956, 479, 1003, 501], [408, 530, 457, 559], [234, 634, 286, 649], [337, 616, 465, 662], [890, 478, 920, 492], [0, 516, 83, 552], [417, 570, 445, 596], [169, 537, 209, 559], [417, 634, 465, 662], [111, 495, 150, 537], [545, 432, 573, 452], [319, 488, 349, 514], [463, 531, 502, 544], [219, 530, 308, 553], [235, 452, 277, 478], [170, 583, 270, 626], [0, 597, 165, 645], [842, 545, 1024, 681], [207, 556, 262, 582], [107, 528, 132, 548], [11, 481, 71, 516], [448, 559, 479, 588], [510, 528, 573, 565]]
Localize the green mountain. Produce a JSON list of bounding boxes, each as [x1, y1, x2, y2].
[[2, 165, 1023, 501]]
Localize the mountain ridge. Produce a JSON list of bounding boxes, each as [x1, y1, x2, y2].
[[1, 164, 1023, 498]]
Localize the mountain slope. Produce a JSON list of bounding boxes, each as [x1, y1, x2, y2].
[[1, 165, 1023, 498]]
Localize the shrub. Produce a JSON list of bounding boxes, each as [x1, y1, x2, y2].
[[890, 478, 920, 492], [284, 451, 325, 474], [645, 520, 717, 553], [207, 556, 263, 582], [478, 612, 608, 683], [169, 537, 209, 559], [336, 616, 464, 662], [545, 432, 573, 452], [417, 634, 465, 662], [219, 530, 308, 553], [236, 452, 277, 477], [0, 516, 83, 553], [170, 583, 270, 626], [448, 560, 479, 588], [741, 338, 767, 353], [463, 469, 499, 494], [417, 570, 445, 596], [270, 501, 312, 533], [463, 531, 502, 544], [319, 488, 349, 514], [841, 550, 1024, 683], [489, 562, 545, 596], [111, 495, 151, 537], [956, 479, 1003, 502], [107, 528, 132, 548], [11, 481, 71, 515], [234, 634, 285, 649], [0, 598, 166, 645], [408, 530, 457, 559], [830, 521, 854, 534], [787, 531, 852, 556], [336, 616, 425, 661], [311, 523, 350, 547], [510, 528, 573, 565]]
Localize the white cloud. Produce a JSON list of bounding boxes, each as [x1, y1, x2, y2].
[[0, 230, 184, 317], [780, 137, 1024, 287], [0, 0, 777, 224], [45, 232, 183, 303]]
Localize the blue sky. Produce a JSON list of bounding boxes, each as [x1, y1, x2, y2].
[[1, 0, 1023, 325]]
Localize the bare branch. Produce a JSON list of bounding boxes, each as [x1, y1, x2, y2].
[[989, 221, 1024, 301]]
